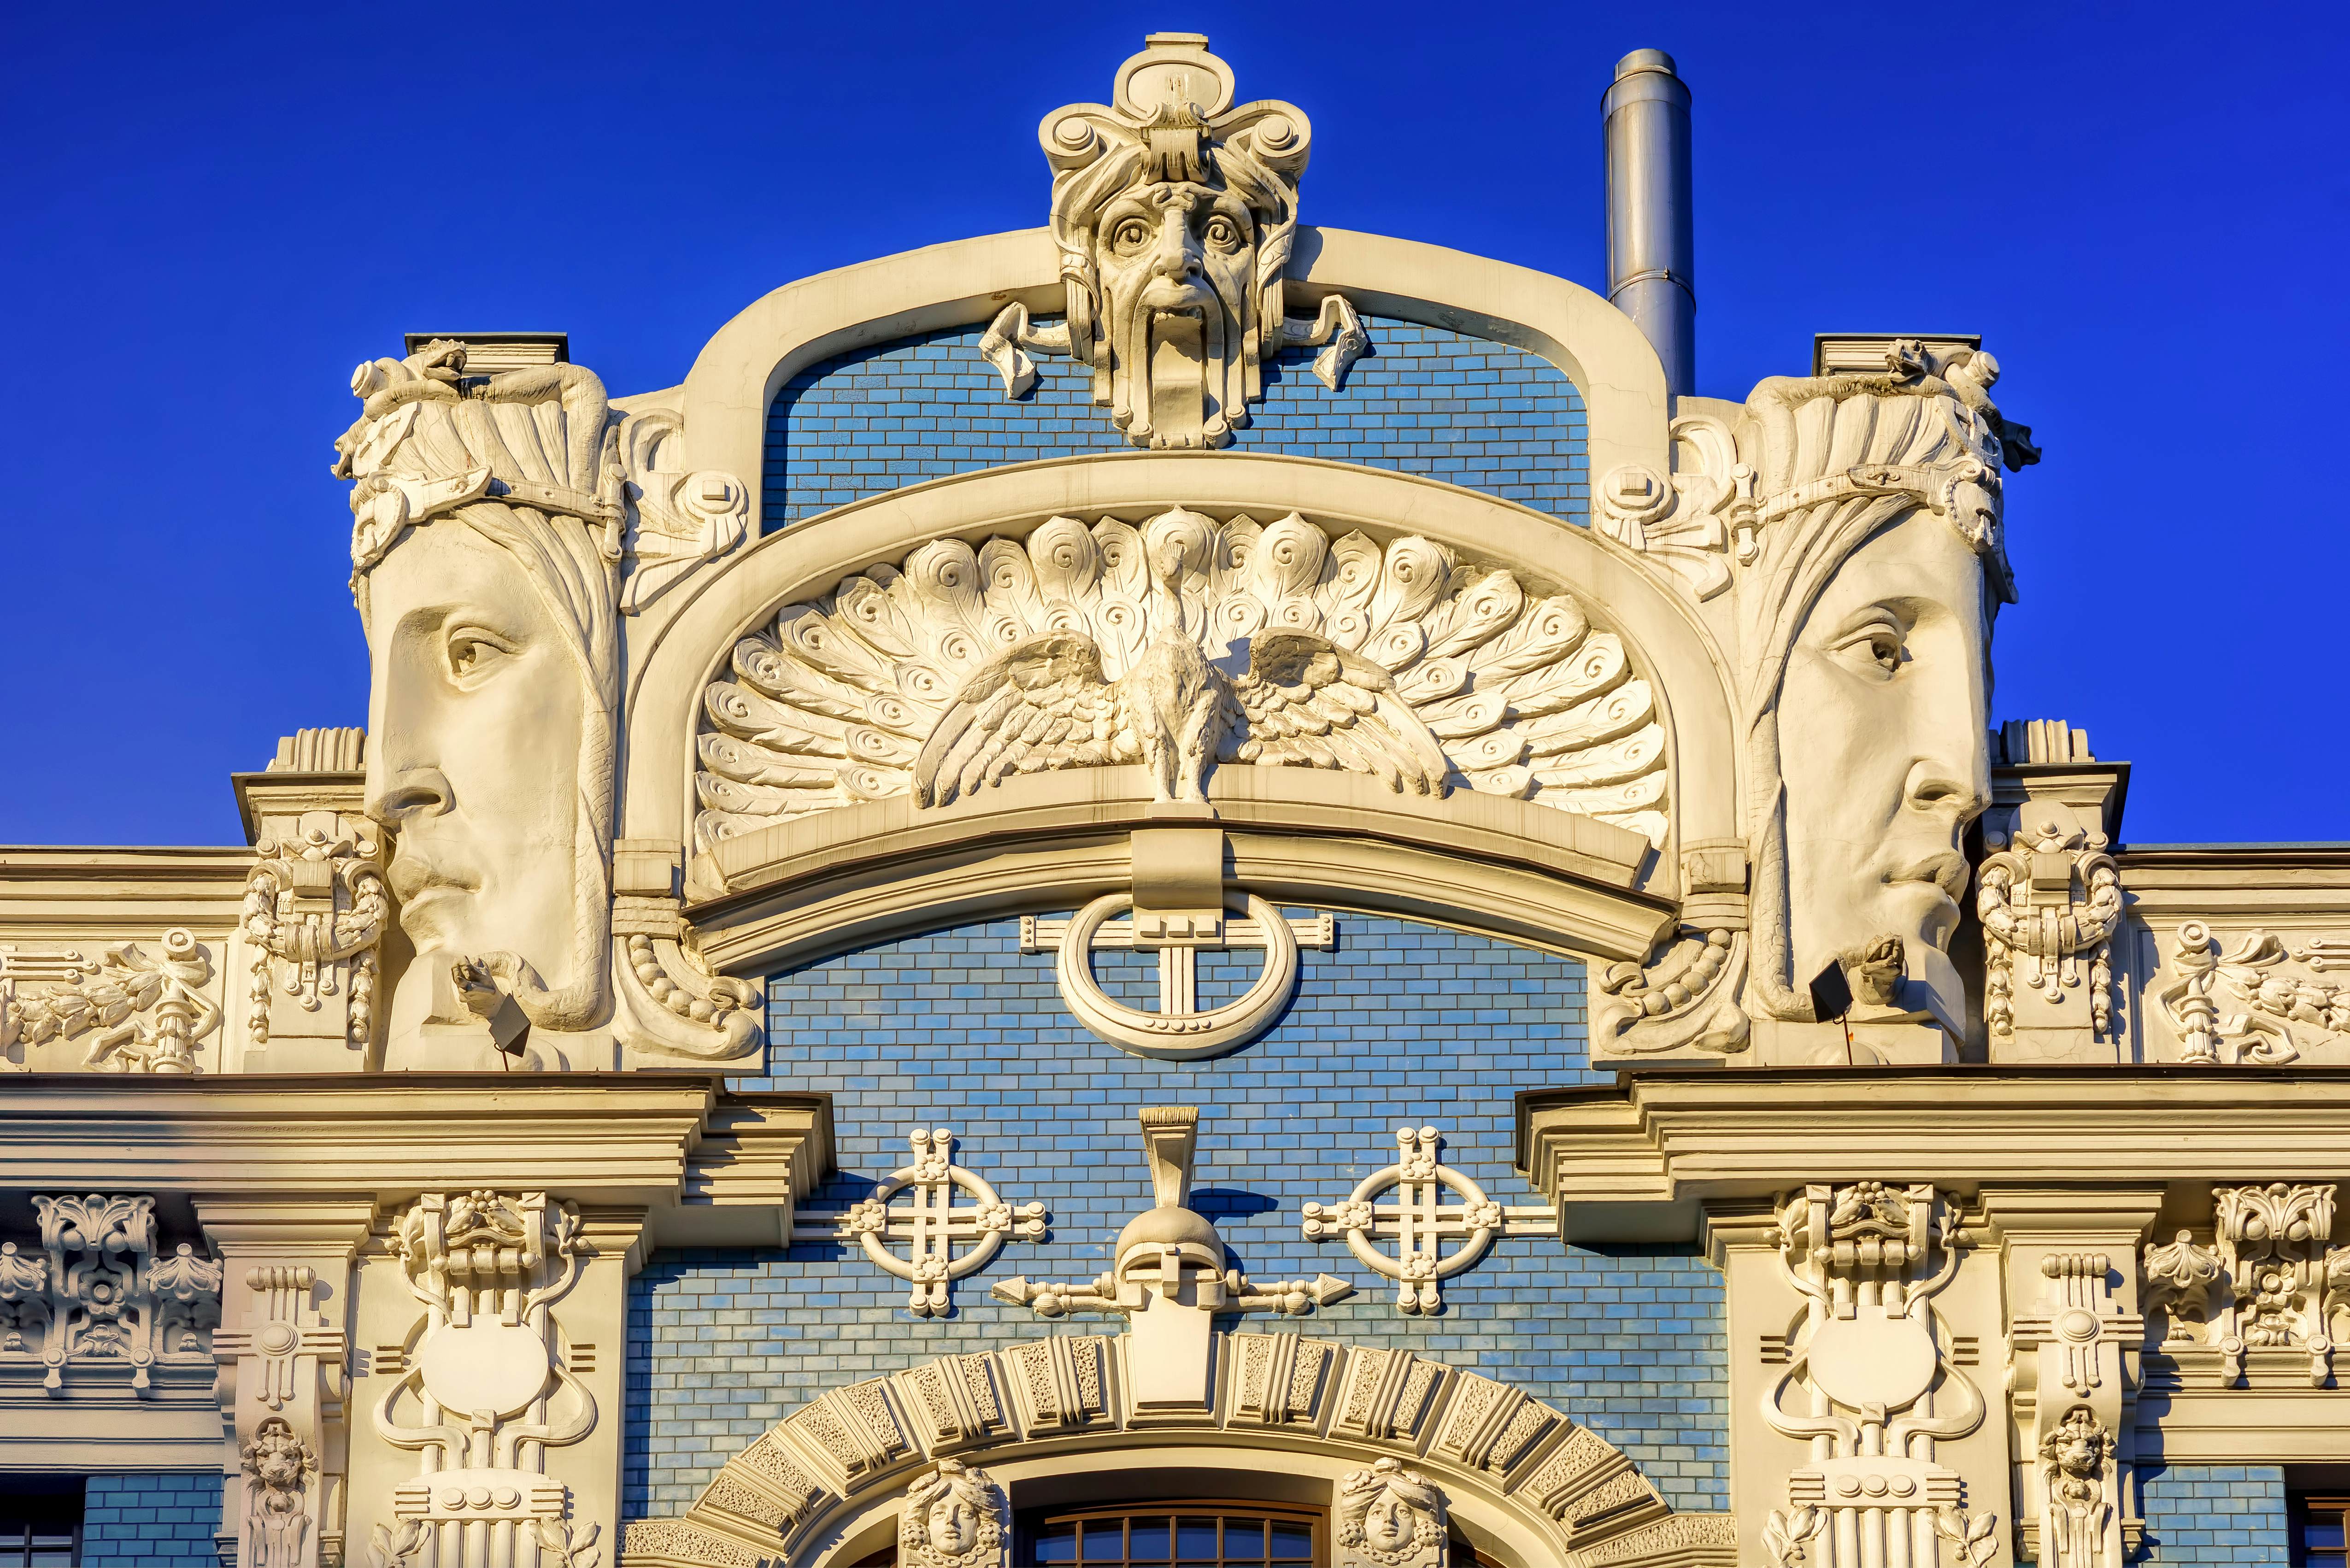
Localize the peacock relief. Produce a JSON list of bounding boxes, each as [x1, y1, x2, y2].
[[694, 507, 1668, 852]]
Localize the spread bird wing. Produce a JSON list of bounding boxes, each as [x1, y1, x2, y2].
[[913, 631, 1137, 808], [1221, 630, 1452, 796]]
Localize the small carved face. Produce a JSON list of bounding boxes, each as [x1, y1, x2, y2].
[[364, 522, 588, 1048], [1359, 1488, 1414, 1553], [1092, 180, 1257, 447], [254, 1444, 305, 1489], [927, 1494, 980, 1556], [1778, 507, 1991, 1031]]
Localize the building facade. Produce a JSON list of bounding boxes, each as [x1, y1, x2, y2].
[[2, 32, 2345, 1568]]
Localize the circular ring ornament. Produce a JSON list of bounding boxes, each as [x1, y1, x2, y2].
[[1301, 1126, 1504, 1315], [852, 1128, 1046, 1316], [1055, 892, 1299, 1061]]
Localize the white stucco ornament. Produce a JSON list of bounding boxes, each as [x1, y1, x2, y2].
[[697, 507, 1668, 850], [838, 1129, 1045, 1316], [1302, 1126, 1539, 1315], [1022, 895, 1329, 1061], [1335, 1457, 1450, 1568], [372, 1191, 599, 1567], [1761, 1181, 1993, 1568], [335, 339, 761, 1068], [897, 1459, 1009, 1568], [979, 32, 1368, 448]]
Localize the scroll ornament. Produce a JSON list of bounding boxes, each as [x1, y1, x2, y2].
[[2159, 922, 2350, 1066], [372, 1192, 599, 1567], [0, 1194, 222, 1392], [1594, 926, 1749, 1056], [697, 508, 1668, 851], [1761, 1182, 1994, 1568], [1977, 804, 2122, 1040], [243, 826, 391, 1048], [979, 33, 1368, 448], [0, 929, 220, 1073]]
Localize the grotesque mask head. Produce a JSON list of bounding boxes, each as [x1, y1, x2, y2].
[[1042, 34, 1310, 450], [1739, 349, 2020, 1043]]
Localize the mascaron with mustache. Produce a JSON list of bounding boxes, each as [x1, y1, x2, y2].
[[979, 32, 1369, 449]]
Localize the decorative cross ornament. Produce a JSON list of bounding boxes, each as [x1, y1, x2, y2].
[[1021, 898, 1334, 1060], [1301, 1127, 1545, 1314], [812, 1130, 1046, 1317]]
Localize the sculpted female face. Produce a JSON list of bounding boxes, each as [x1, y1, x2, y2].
[[1360, 1490, 1413, 1553], [1778, 506, 1992, 1026], [926, 1494, 979, 1556], [363, 522, 586, 1007]]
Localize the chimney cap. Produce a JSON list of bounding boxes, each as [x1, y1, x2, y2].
[[1614, 48, 1678, 80]]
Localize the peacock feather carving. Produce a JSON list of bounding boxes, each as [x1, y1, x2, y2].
[[695, 507, 1668, 852]]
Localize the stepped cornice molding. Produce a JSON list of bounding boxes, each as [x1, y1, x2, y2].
[[0, 1076, 830, 1239], [1518, 1068, 2350, 1231]]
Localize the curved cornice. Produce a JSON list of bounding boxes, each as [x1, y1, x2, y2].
[[674, 225, 1669, 529], [691, 765, 1676, 975]]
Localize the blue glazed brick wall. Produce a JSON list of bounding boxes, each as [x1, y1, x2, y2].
[[82, 1471, 219, 1566], [2138, 1466, 2290, 1566], [764, 317, 1588, 529], [626, 913, 1728, 1520]]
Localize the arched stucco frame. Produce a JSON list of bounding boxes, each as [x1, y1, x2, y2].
[[617, 1338, 1736, 1568], [619, 452, 1737, 972], [669, 226, 1670, 530]]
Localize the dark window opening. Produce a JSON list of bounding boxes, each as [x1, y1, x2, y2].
[[1025, 1503, 1320, 1567], [2295, 1494, 2350, 1568], [0, 1480, 82, 1568]]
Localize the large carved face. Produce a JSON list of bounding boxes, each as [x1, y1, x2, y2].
[[1778, 506, 1991, 1027], [1093, 178, 1257, 448], [364, 521, 588, 1039]]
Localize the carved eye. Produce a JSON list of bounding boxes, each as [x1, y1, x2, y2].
[[1111, 217, 1152, 253], [1831, 616, 1906, 677], [1202, 215, 1243, 251], [445, 626, 516, 681]]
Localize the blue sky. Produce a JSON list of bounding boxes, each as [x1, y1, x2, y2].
[[4, 1, 2344, 845]]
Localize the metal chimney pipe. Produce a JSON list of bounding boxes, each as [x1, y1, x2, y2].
[[1604, 48, 1695, 398]]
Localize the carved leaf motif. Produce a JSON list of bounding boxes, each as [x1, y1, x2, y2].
[[696, 511, 1668, 850]]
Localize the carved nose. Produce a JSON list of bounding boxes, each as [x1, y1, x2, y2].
[[366, 766, 453, 826], [1154, 222, 1198, 279], [1904, 758, 1986, 826]]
